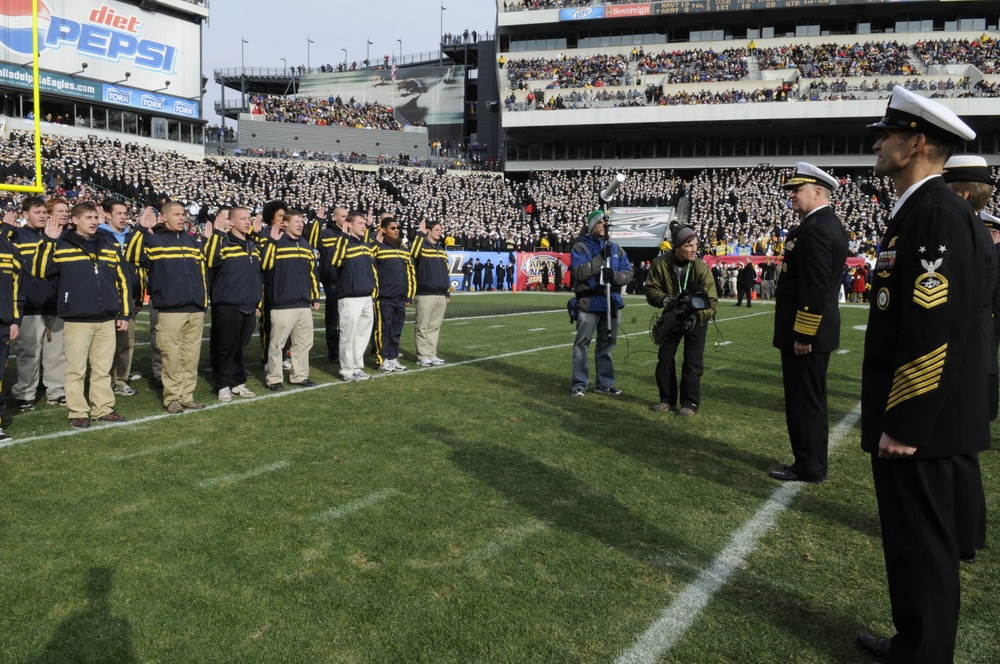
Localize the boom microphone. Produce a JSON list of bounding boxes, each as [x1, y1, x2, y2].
[[600, 173, 627, 202]]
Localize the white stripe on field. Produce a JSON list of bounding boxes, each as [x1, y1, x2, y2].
[[528, 328, 547, 332], [615, 403, 861, 664], [315, 488, 399, 520], [197, 461, 291, 488], [838, 349, 851, 354], [488, 325, 506, 328], [464, 520, 547, 563], [111, 438, 201, 461], [714, 341, 733, 347]]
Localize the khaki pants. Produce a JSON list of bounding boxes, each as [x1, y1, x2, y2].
[[112, 322, 136, 387], [11, 313, 66, 401], [64, 320, 116, 419], [157, 311, 204, 405], [266, 307, 313, 385], [414, 295, 447, 361], [338, 296, 374, 375]]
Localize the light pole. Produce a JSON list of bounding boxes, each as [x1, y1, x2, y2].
[[341, 48, 347, 71], [241, 36, 248, 109], [366, 37, 372, 69], [307, 36, 314, 72], [280, 57, 287, 75], [440, 5, 446, 65], [397, 38, 402, 64]]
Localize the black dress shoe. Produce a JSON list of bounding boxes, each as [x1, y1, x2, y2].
[[856, 633, 891, 658], [292, 379, 316, 387], [768, 467, 826, 483], [267, 382, 284, 392]]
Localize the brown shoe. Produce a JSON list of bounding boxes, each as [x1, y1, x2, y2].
[[676, 407, 696, 417], [166, 401, 184, 414], [651, 402, 674, 412], [180, 401, 205, 411]]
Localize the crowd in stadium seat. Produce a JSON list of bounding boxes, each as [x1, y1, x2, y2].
[[757, 41, 919, 77], [912, 36, 1000, 74], [637, 48, 750, 83], [505, 54, 632, 88], [249, 94, 401, 131], [2, 131, 997, 257]]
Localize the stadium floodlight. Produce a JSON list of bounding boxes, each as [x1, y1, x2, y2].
[[153, 81, 171, 93], [69, 62, 88, 77], [1, 0, 44, 194], [113, 72, 132, 85]]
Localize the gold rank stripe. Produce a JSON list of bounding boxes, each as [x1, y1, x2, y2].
[[793, 310, 822, 336], [886, 343, 947, 411], [913, 287, 948, 309]]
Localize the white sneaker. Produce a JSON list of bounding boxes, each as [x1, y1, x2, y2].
[[429, 357, 446, 365], [231, 384, 256, 398], [390, 359, 406, 371], [342, 372, 358, 382], [417, 358, 433, 367], [353, 371, 371, 381], [379, 362, 395, 372], [218, 387, 233, 402], [282, 359, 292, 370]]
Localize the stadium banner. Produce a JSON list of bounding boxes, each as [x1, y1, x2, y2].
[[101, 83, 199, 119], [516, 252, 570, 292], [444, 250, 513, 291], [297, 65, 466, 133], [0, 0, 201, 99], [559, 7, 606, 20], [703, 255, 868, 268], [607, 207, 674, 248], [0, 63, 99, 100]]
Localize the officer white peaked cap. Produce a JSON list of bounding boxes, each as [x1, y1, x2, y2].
[[866, 85, 975, 144], [782, 162, 839, 192], [943, 155, 994, 186], [982, 210, 1000, 232]]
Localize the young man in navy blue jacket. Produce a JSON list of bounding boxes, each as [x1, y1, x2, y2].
[[36, 202, 131, 429]]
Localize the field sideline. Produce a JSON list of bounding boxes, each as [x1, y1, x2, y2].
[[1, 293, 996, 663]]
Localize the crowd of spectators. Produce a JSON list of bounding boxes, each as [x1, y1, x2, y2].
[[757, 41, 918, 77], [505, 54, 631, 88], [1, 132, 997, 256], [912, 36, 1000, 74], [637, 48, 750, 84], [249, 94, 401, 131]]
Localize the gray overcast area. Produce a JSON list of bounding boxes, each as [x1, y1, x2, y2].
[[201, 0, 496, 124]]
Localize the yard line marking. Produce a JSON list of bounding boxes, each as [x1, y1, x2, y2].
[[111, 438, 201, 461], [706, 365, 729, 372], [838, 349, 851, 354], [488, 325, 506, 328], [1, 315, 767, 451], [615, 403, 861, 664], [528, 327, 547, 332], [714, 341, 733, 347], [315, 488, 400, 520], [464, 520, 547, 563], [198, 461, 291, 488]]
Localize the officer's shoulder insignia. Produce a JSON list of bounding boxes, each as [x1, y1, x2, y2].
[[914, 258, 948, 309], [888, 236, 898, 248]]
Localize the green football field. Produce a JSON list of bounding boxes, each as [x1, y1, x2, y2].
[[1, 293, 997, 663]]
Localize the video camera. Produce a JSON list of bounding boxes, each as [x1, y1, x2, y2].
[[650, 292, 711, 345]]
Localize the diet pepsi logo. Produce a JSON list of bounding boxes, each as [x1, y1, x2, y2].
[[140, 93, 164, 110], [0, 0, 52, 54]]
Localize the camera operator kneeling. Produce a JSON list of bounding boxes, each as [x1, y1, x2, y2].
[[644, 225, 718, 416]]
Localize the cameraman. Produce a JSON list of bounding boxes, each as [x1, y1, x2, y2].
[[644, 225, 718, 416], [569, 210, 633, 397]]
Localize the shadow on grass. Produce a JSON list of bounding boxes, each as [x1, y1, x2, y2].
[[435, 429, 710, 570], [24, 566, 135, 664]]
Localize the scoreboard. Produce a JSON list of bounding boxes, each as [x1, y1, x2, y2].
[[560, 0, 943, 19]]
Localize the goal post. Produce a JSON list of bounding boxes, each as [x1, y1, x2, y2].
[[1, 0, 44, 194]]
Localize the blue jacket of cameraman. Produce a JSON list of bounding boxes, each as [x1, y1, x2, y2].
[[570, 231, 632, 313]]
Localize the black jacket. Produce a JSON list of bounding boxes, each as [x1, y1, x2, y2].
[[0, 235, 25, 327], [329, 234, 377, 299], [772, 206, 849, 352], [861, 177, 993, 456], [35, 232, 131, 323], [261, 234, 320, 309], [374, 241, 415, 301], [204, 231, 263, 309], [410, 232, 450, 295], [10, 225, 58, 315], [127, 226, 207, 313]]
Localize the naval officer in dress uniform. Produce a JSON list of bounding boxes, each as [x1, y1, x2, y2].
[[769, 163, 848, 483], [856, 86, 994, 664]]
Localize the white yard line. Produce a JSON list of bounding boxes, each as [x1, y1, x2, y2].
[[197, 461, 291, 489], [314, 488, 400, 521], [614, 403, 862, 664], [463, 520, 547, 563], [111, 438, 201, 461]]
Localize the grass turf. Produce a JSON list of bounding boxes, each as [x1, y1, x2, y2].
[[0, 292, 997, 662]]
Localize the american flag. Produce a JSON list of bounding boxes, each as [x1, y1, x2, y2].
[[391, 63, 397, 82]]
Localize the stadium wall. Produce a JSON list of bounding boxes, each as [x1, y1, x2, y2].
[[236, 115, 429, 160]]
